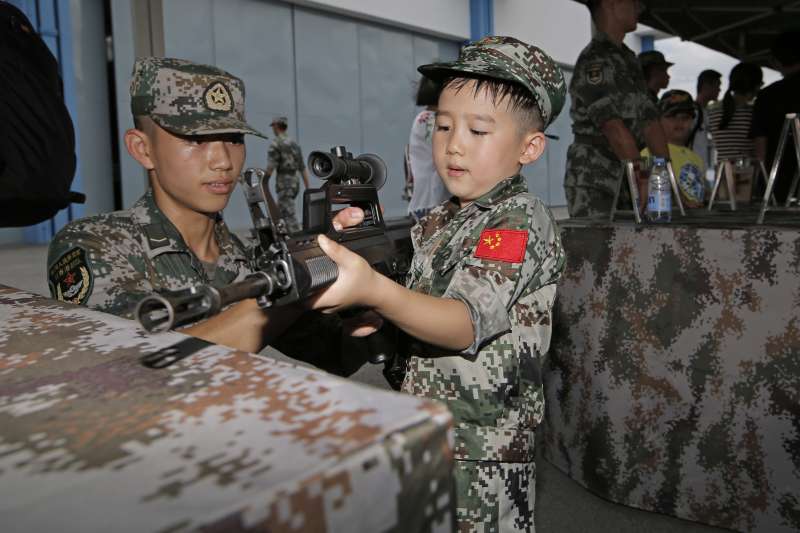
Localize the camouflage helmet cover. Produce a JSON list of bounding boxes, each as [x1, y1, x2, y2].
[[130, 57, 266, 138], [417, 36, 567, 130]]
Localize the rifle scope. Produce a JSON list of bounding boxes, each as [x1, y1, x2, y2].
[[308, 146, 386, 189]]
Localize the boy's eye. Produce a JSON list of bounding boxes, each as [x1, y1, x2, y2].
[[435, 124, 450, 132], [470, 129, 488, 136]]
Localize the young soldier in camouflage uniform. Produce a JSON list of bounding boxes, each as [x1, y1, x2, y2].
[[47, 58, 356, 353], [265, 116, 310, 233], [312, 36, 566, 532], [564, 0, 669, 217]]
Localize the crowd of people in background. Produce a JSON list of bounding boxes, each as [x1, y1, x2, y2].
[[636, 28, 800, 207]]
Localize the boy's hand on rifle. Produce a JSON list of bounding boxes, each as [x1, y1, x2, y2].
[[311, 234, 380, 313]]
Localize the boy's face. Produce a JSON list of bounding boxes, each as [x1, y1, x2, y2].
[[432, 80, 541, 205], [135, 122, 246, 215], [660, 111, 694, 145]]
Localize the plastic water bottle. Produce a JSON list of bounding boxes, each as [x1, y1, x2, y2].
[[646, 157, 671, 223]]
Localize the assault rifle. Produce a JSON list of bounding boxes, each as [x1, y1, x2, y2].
[[135, 146, 413, 364]]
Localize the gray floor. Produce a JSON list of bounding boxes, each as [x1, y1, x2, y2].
[[1, 243, 727, 533]]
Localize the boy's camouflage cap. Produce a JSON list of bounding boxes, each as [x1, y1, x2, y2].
[[418, 36, 566, 130], [130, 57, 266, 138], [658, 89, 696, 117]]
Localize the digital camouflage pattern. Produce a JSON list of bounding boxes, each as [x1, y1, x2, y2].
[[130, 56, 265, 138], [47, 190, 251, 319], [543, 217, 800, 532], [0, 286, 456, 532], [564, 31, 660, 217], [418, 36, 566, 130], [401, 174, 565, 531], [267, 132, 307, 234]]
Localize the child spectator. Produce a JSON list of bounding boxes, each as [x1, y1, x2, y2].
[[708, 62, 763, 162], [311, 36, 566, 531], [642, 89, 706, 207]]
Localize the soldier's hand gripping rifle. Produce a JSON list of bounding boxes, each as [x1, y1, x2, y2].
[[135, 146, 413, 352]]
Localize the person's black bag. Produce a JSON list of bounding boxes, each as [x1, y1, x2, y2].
[[0, 2, 84, 227]]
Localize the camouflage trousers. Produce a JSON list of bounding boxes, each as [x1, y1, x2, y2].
[[276, 173, 301, 233], [564, 143, 630, 218], [455, 459, 536, 532]]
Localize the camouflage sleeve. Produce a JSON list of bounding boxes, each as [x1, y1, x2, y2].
[[47, 226, 154, 319], [572, 57, 622, 128], [266, 141, 281, 170], [443, 199, 564, 356]]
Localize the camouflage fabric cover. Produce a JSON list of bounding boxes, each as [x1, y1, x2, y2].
[[0, 286, 456, 532], [542, 217, 800, 532], [418, 36, 566, 130], [46, 190, 251, 319], [401, 175, 565, 529], [564, 31, 660, 217], [130, 56, 265, 138], [267, 132, 306, 233]]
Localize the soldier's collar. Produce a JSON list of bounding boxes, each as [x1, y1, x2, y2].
[[471, 174, 527, 209]]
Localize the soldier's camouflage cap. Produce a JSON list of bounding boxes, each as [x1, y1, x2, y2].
[[130, 57, 266, 138], [418, 36, 566, 130], [270, 115, 288, 126]]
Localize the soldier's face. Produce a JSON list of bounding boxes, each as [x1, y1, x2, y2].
[[432, 81, 543, 206], [660, 112, 694, 145], [147, 126, 246, 214]]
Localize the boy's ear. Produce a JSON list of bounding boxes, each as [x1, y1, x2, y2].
[[124, 128, 155, 170], [519, 131, 546, 166]]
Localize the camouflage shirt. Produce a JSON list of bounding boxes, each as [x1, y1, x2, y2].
[[565, 31, 659, 195], [47, 190, 251, 319], [401, 174, 565, 462], [267, 132, 305, 177]]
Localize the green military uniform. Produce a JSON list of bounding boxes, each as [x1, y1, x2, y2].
[[564, 32, 660, 217], [416, 36, 567, 532], [47, 190, 250, 318], [267, 125, 306, 234]]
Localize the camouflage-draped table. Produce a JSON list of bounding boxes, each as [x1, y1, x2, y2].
[[543, 212, 800, 533], [0, 286, 455, 533]]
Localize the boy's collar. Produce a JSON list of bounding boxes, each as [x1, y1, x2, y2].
[[469, 174, 527, 209]]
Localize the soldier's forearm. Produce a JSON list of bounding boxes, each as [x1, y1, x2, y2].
[[643, 120, 669, 159], [600, 119, 640, 162]]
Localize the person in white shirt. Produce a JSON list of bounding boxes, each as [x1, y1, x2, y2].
[[406, 76, 450, 220]]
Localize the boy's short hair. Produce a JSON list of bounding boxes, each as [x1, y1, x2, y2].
[[418, 36, 566, 132], [415, 75, 441, 107], [440, 75, 544, 133], [130, 57, 265, 138]]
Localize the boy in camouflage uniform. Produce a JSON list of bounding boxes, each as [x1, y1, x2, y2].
[[46, 58, 354, 354], [265, 116, 310, 233], [312, 36, 567, 532]]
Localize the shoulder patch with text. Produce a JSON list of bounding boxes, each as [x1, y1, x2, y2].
[[474, 229, 527, 263], [49, 247, 93, 305]]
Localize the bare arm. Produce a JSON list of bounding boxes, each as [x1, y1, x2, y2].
[[302, 168, 311, 189], [310, 234, 474, 351], [643, 119, 669, 159], [182, 299, 303, 353], [601, 118, 641, 161]]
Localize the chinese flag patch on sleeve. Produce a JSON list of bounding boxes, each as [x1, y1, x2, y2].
[[474, 229, 528, 263]]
